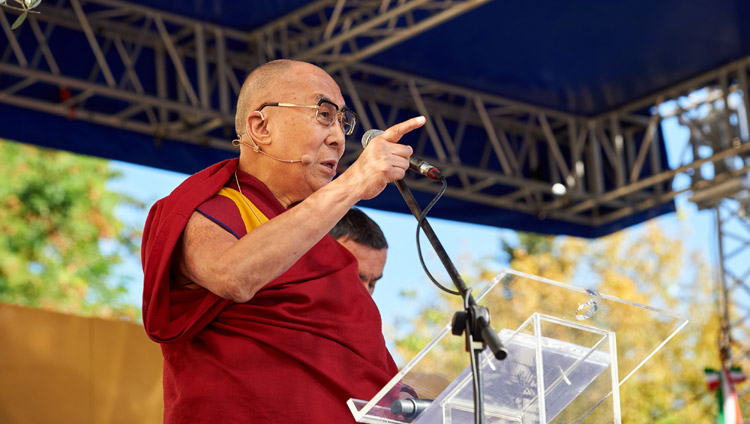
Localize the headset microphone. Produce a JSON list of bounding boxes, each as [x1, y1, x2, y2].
[[233, 138, 314, 165]]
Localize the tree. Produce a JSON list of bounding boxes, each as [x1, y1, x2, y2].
[[393, 222, 734, 422], [0, 139, 142, 319]]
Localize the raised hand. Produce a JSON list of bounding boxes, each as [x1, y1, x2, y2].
[[342, 116, 426, 200]]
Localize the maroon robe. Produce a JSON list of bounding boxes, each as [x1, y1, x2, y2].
[[141, 159, 399, 423]]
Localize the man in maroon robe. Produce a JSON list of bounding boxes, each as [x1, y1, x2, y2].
[[141, 59, 425, 423]]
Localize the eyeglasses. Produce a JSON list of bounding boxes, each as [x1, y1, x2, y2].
[[257, 99, 358, 136]]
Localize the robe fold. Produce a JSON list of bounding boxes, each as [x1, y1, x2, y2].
[[141, 158, 399, 423]]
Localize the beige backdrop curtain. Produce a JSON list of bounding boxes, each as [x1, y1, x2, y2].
[[0, 303, 163, 423]]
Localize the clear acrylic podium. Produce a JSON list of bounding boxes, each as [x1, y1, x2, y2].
[[347, 269, 688, 423]]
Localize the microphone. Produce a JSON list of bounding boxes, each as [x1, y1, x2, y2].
[[361, 129, 444, 181], [234, 138, 314, 165], [391, 398, 433, 419], [259, 149, 314, 165]]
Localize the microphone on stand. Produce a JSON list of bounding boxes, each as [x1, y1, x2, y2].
[[361, 129, 444, 181]]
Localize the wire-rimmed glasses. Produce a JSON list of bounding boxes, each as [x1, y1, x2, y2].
[[257, 99, 358, 135]]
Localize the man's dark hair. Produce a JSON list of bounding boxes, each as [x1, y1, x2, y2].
[[330, 208, 388, 250]]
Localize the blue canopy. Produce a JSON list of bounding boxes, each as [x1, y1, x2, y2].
[[2, 0, 745, 237]]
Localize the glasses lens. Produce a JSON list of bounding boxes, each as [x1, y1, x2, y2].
[[342, 109, 357, 135], [316, 100, 356, 135], [316, 102, 337, 127]]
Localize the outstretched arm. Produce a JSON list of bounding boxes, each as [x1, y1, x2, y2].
[[175, 116, 426, 302]]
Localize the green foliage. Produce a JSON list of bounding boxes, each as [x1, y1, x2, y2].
[[1, 0, 43, 30], [0, 139, 142, 319], [10, 11, 26, 30], [394, 222, 739, 422], [499, 232, 553, 263]]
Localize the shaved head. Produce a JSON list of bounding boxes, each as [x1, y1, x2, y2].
[[232, 59, 348, 207], [234, 59, 296, 137]]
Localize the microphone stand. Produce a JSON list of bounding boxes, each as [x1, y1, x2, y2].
[[393, 178, 508, 424]]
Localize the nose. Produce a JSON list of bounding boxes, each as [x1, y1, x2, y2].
[[327, 119, 347, 156]]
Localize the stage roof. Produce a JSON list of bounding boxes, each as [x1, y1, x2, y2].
[[2, 0, 748, 237]]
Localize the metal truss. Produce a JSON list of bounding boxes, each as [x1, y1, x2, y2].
[[335, 59, 750, 228], [253, 0, 492, 73], [0, 0, 748, 231], [715, 197, 750, 372], [0, 0, 250, 151], [674, 76, 750, 372], [0, 0, 488, 146], [336, 62, 677, 227]]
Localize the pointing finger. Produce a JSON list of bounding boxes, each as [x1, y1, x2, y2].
[[380, 116, 426, 143]]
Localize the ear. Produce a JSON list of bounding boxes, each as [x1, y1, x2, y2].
[[246, 111, 271, 147]]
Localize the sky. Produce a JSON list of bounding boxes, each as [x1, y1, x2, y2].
[[106, 112, 722, 352]]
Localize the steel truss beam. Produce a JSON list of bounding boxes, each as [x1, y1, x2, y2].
[[715, 198, 750, 374], [673, 70, 750, 374], [0, 0, 747, 231], [336, 60, 750, 227], [253, 0, 492, 73], [666, 60, 750, 374], [0, 0, 254, 151], [335, 62, 674, 226], [0, 0, 489, 146]]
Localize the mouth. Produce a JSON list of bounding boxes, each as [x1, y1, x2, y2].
[[320, 160, 337, 172]]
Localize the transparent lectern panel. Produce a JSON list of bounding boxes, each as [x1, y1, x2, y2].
[[414, 317, 617, 424], [348, 269, 688, 424]]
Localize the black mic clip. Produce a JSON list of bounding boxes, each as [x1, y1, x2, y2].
[[451, 305, 508, 360]]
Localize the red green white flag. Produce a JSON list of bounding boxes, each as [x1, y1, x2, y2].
[[705, 367, 744, 424]]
